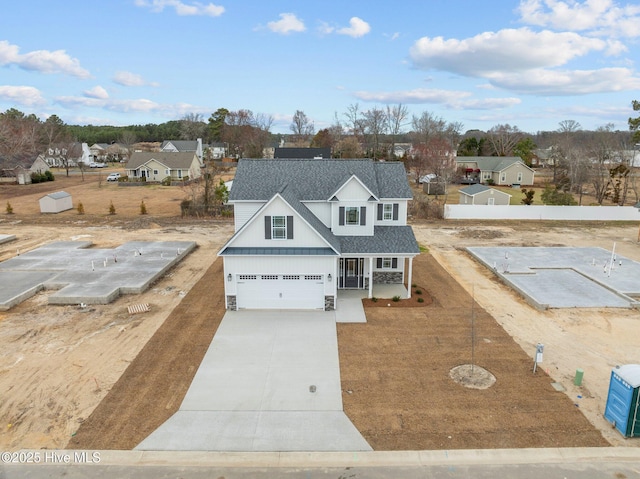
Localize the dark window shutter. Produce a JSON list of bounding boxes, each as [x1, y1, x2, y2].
[[360, 206, 366, 225], [376, 258, 382, 268], [392, 258, 398, 269], [264, 216, 271, 239], [377, 203, 383, 220], [392, 203, 399, 220], [286, 216, 293, 239], [339, 207, 345, 226]]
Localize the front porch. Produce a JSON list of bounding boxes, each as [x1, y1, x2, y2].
[[338, 256, 414, 299]]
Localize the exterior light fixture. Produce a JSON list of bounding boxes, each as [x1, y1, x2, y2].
[[327, 274, 332, 282], [227, 274, 232, 282]]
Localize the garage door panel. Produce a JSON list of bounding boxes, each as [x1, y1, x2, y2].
[[236, 274, 324, 310]]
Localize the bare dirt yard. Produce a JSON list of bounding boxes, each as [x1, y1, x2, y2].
[[0, 172, 639, 451]]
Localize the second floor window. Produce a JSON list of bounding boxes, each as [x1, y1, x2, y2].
[[272, 216, 287, 239], [345, 207, 359, 225], [383, 203, 393, 220]]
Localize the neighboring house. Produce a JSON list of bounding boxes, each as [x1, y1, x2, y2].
[[218, 159, 420, 311], [30, 156, 50, 174], [459, 184, 512, 205], [40, 143, 83, 168], [207, 142, 226, 159], [89, 143, 109, 161], [125, 152, 202, 182], [274, 147, 331, 159], [161, 138, 203, 164], [455, 156, 535, 186]]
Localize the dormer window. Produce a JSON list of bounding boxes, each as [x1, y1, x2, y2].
[[383, 203, 393, 220], [345, 207, 359, 225]]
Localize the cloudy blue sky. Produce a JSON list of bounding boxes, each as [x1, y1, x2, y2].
[[1, 0, 639, 134]]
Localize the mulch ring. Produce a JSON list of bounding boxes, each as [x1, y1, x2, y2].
[[361, 285, 432, 307]]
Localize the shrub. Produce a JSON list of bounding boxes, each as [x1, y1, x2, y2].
[[392, 295, 401, 302], [44, 170, 54, 181], [108, 201, 116, 215], [140, 200, 147, 215], [161, 176, 172, 186], [415, 289, 422, 295], [6, 202, 13, 214], [118, 175, 128, 182], [417, 297, 424, 303], [77, 202, 85, 215], [372, 297, 378, 303], [411, 283, 417, 288]]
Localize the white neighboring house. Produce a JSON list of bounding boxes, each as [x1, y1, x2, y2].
[[125, 152, 202, 182], [218, 159, 420, 311]]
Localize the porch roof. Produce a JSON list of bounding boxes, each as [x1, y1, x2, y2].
[[339, 226, 420, 255], [219, 247, 337, 256]]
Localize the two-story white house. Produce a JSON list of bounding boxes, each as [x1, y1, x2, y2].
[[218, 159, 420, 311]]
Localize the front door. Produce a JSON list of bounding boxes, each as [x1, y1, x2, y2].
[[340, 258, 363, 288]]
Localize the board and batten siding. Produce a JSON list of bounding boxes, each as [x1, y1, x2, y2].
[[373, 200, 408, 226], [302, 202, 331, 228], [230, 196, 329, 248], [233, 202, 265, 231]]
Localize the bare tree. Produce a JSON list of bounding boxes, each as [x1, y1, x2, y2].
[[386, 104, 409, 159], [363, 106, 388, 159], [586, 124, 617, 205], [344, 103, 365, 141], [179, 113, 207, 140], [289, 110, 315, 146], [486, 124, 523, 156]]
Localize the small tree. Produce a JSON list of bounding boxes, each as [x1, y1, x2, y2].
[[6, 201, 13, 214], [77, 202, 85, 215], [521, 188, 535, 205], [140, 200, 147, 215], [214, 179, 229, 205], [108, 201, 116, 215]]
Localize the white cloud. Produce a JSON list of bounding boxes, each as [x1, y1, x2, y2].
[[0, 40, 90, 79], [410, 28, 614, 76], [134, 0, 224, 17], [336, 17, 371, 38], [353, 87, 521, 110], [487, 67, 640, 94], [267, 13, 306, 34], [0, 85, 46, 106], [84, 86, 109, 99], [517, 0, 640, 37], [112, 71, 158, 87]]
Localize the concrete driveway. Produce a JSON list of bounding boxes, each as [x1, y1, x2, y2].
[[136, 311, 371, 451]]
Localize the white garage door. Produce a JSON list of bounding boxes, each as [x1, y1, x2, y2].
[[236, 274, 325, 310]]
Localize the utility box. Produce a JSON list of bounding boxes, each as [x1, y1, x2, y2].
[[604, 364, 640, 438]]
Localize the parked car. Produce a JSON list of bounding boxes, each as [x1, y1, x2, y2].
[[106, 173, 121, 182], [89, 162, 106, 168]]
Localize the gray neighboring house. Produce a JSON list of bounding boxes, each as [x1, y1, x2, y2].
[[456, 156, 535, 186], [160, 138, 204, 164], [125, 151, 202, 182], [459, 184, 512, 205], [218, 159, 420, 311]]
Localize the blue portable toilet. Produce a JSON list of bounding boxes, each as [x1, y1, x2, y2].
[[604, 364, 640, 438]]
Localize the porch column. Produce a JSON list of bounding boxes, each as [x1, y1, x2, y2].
[[407, 257, 413, 299], [368, 257, 373, 299]]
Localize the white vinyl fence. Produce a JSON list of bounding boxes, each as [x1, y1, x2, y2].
[[445, 205, 640, 221]]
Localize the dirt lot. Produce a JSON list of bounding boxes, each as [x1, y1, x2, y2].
[[0, 174, 639, 451]]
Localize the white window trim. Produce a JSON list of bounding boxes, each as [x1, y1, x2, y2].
[[345, 206, 359, 225], [383, 203, 393, 221], [382, 257, 393, 269], [272, 215, 287, 240]]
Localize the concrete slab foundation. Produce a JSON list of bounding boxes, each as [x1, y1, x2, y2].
[[137, 311, 371, 452], [467, 246, 640, 309], [0, 234, 16, 245], [0, 240, 196, 309]]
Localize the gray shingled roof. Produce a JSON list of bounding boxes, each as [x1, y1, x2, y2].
[[456, 156, 526, 172], [340, 226, 420, 255], [459, 184, 491, 196], [229, 159, 412, 202], [161, 140, 199, 152], [126, 151, 198, 169]]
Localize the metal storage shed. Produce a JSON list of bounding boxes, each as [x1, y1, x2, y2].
[[39, 191, 73, 213], [604, 364, 640, 437]]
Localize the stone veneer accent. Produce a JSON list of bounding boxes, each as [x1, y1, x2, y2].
[[373, 271, 403, 284], [226, 295, 237, 311], [324, 295, 335, 311]]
